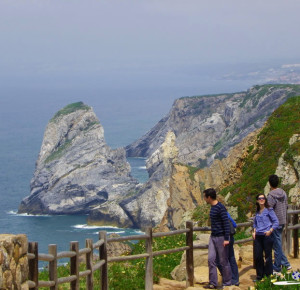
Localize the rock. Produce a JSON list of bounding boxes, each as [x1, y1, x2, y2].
[[171, 237, 210, 281], [18, 102, 138, 215], [116, 131, 179, 229], [126, 85, 300, 168], [263, 133, 300, 206], [154, 278, 186, 289], [106, 233, 132, 257]]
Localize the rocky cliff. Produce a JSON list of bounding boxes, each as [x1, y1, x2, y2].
[[126, 85, 300, 167], [88, 131, 181, 229], [18, 102, 137, 215]]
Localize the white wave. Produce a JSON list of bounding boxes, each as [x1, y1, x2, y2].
[[72, 224, 120, 230], [8, 211, 50, 217], [138, 166, 147, 169], [92, 230, 126, 235]]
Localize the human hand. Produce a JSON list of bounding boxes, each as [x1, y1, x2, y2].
[[265, 230, 272, 236], [252, 232, 256, 240], [224, 240, 229, 247]]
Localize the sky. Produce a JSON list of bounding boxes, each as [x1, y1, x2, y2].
[[1, 0, 300, 146], [1, 1, 300, 86]]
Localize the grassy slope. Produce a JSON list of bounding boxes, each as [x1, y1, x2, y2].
[[219, 96, 300, 221]]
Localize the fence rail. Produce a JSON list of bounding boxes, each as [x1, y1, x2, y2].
[[26, 208, 299, 289]]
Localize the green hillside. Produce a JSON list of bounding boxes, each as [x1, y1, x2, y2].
[[220, 95, 300, 221]]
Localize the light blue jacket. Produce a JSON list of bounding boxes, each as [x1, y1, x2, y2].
[[253, 208, 279, 235]]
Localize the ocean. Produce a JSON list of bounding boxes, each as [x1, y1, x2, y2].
[[0, 69, 258, 255]]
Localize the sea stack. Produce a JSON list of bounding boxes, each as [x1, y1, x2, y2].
[[18, 102, 137, 215]]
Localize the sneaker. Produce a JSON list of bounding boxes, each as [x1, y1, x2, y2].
[[287, 266, 292, 271]]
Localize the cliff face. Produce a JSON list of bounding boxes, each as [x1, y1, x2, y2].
[[264, 133, 300, 206], [156, 128, 262, 230], [18, 102, 137, 215], [88, 131, 179, 229], [126, 85, 300, 167]]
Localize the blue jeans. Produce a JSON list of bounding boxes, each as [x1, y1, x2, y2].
[[272, 225, 290, 272], [217, 235, 239, 285], [208, 236, 232, 286]]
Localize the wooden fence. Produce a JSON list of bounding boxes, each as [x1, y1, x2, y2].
[[26, 208, 300, 289]]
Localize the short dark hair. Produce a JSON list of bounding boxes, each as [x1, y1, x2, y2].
[[255, 193, 270, 212], [269, 174, 279, 188], [204, 188, 217, 200]]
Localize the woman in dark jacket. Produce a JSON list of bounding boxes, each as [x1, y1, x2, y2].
[[252, 193, 279, 281]]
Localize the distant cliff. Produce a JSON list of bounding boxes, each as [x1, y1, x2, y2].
[[126, 84, 300, 167], [18, 102, 137, 215]]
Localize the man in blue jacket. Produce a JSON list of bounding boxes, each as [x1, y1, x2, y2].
[[203, 188, 231, 289]]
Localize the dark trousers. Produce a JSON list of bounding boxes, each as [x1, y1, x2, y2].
[[254, 234, 274, 280], [217, 235, 239, 285], [208, 236, 232, 286]]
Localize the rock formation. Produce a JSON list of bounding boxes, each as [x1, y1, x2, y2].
[[264, 133, 300, 205], [89, 131, 180, 229], [18, 102, 137, 215], [126, 85, 300, 167], [157, 127, 262, 230]]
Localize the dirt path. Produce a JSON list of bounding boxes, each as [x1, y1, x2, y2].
[[154, 255, 300, 290]]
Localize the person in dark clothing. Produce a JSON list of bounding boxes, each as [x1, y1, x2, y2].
[[253, 193, 279, 281], [203, 188, 231, 289], [217, 211, 239, 286]]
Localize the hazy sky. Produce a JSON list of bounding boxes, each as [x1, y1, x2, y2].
[[1, 0, 300, 88]]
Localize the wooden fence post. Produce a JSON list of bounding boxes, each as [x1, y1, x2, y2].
[[70, 241, 79, 290], [28, 242, 39, 289], [186, 221, 194, 287], [145, 227, 153, 290], [86, 239, 94, 290], [293, 212, 299, 258], [286, 211, 293, 255], [49, 244, 58, 290], [99, 231, 108, 290]]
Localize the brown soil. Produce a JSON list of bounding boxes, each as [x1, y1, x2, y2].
[[154, 255, 300, 290]]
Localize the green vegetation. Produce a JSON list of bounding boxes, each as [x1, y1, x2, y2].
[[192, 203, 210, 226], [187, 164, 199, 181], [39, 234, 187, 290], [254, 267, 300, 289], [220, 96, 300, 221], [44, 139, 73, 163], [51, 102, 90, 122], [283, 140, 300, 168], [180, 92, 237, 100], [39, 264, 101, 289], [81, 120, 100, 132]]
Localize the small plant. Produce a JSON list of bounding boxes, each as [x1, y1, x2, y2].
[[191, 203, 210, 226], [187, 165, 199, 181], [252, 268, 300, 290]]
